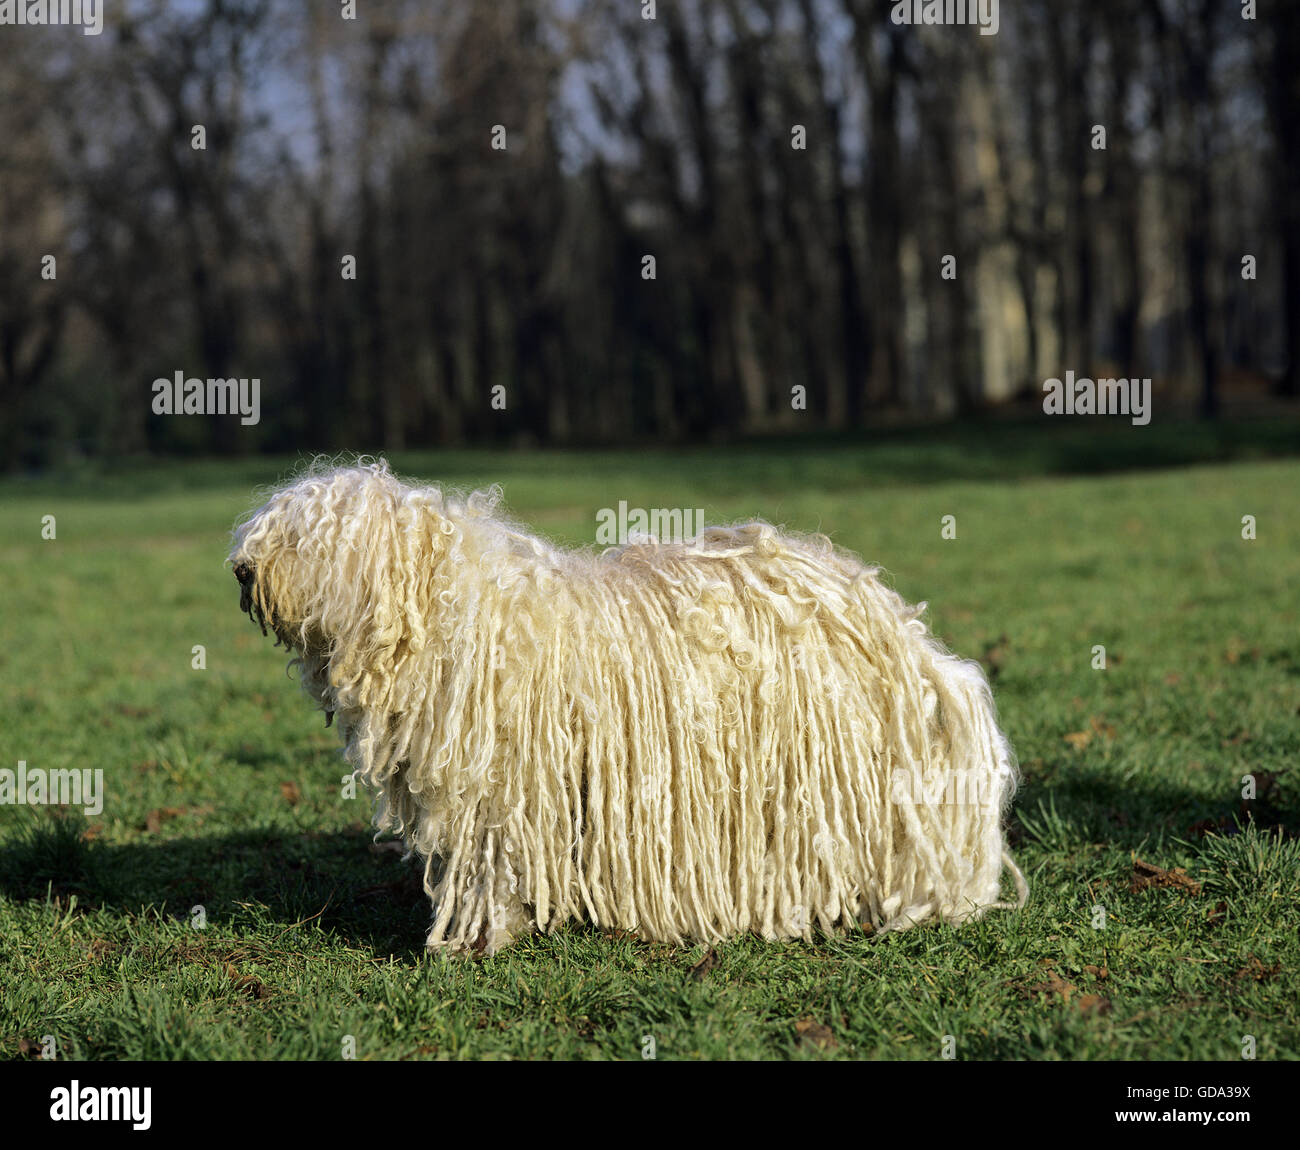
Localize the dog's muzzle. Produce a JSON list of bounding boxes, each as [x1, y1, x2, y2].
[[233, 561, 262, 629], [233, 558, 330, 724]]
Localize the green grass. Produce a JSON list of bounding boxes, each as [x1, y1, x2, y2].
[[2, 419, 1298, 1060]]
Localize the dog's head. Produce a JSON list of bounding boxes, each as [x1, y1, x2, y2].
[[228, 460, 457, 702]]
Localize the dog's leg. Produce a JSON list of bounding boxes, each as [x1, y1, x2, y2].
[[423, 819, 530, 956]]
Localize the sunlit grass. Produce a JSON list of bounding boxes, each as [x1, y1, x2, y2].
[[1, 431, 1297, 1059]]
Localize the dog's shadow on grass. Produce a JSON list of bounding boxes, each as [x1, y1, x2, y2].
[[1008, 764, 1296, 855], [0, 816, 432, 959], [2, 771, 1291, 956]]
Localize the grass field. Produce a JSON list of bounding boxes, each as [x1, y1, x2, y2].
[[1, 419, 1298, 1060]]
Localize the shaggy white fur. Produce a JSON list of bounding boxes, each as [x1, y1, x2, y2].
[[229, 460, 1026, 954]]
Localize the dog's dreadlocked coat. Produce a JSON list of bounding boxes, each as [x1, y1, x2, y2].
[[229, 461, 1026, 954]]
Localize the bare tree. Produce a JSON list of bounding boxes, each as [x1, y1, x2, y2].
[[0, 43, 66, 469]]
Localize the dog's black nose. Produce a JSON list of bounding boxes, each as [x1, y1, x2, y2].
[[234, 561, 260, 624]]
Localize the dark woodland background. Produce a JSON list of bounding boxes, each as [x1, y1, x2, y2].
[[1, 0, 1297, 466]]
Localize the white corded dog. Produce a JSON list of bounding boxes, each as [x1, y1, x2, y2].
[[230, 460, 1026, 954]]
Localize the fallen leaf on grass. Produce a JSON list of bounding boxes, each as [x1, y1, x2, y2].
[[224, 962, 270, 1000], [1090, 716, 1117, 739], [1066, 716, 1119, 749], [1024, 966, 1078, 1003], [280, 781, 301, 806], [794, 1019, 837, 1049], [1129, 857, 1202, 895], [401, 1044, 440, 1059], [145, 807, 186, 833], [143, 805, 212, 833], [1021, 965, 1110, 1015], [1232, 956, 1280, 982], [688, 948, 718, 981]]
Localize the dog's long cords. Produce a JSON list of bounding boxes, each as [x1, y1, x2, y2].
[[992, 850, 1030, 911]]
